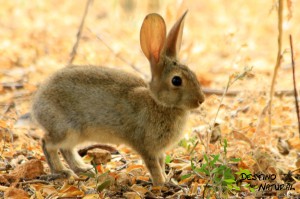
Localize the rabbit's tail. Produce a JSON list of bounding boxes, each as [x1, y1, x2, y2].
[[14, 112, 36, 128]]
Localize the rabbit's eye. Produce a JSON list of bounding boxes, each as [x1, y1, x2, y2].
[[172, 76, 182, 86]]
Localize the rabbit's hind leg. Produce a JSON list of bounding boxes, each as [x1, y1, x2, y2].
[[42, 139, 77, 178], [60, 148, 94, 175]]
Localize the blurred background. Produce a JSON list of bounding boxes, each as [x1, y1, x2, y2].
[[1, 0, 299, 89]]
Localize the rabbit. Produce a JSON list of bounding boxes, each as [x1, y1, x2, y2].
[[31, 11, 205, 186]]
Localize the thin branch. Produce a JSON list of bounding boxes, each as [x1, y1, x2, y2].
[[202, 88, 239, 96], [1, 82, 25, 90], [208, 78, 231, 152], [68, 0, 93, 65], [202, 88, 300, 97], [88, 29, 149, 79], [289, 35, 300, 137], [19, 179, 50, 185], [268, 0, 284, 134], [115, 162, 129, 171]]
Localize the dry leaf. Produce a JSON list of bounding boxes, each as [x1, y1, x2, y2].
[[294, 182, 300, 193], [4, 187, 29, 199], [136, 176, 149, 181], [58, 184, 84, 197], [0, 185, 9, 192], [288, 137, 300, 150], [123, 192, 141, 199], [83, 194, 101, 199], [0, 120, 7, 128], [151, 186, 168, 191], [126, 165, 145, 172], [168, 162, 191, 170], [31, 184, 57, 196], [129, 167, 144, 177], [34, 190, 44, 199], [9, 159, 44, 181], [131, 184, 149, 196]]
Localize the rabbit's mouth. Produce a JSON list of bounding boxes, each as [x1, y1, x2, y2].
[[187, 96, 205, 109], [190, 100, 202, 109], [179, 99, 203, 110]]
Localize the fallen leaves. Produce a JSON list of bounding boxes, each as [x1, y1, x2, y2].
[[30, 184, 57, 198], [11, 159, 44, 180], [115, 172, 131, 186], [130, 184, 149, 197], [1, 0, 300, 198], [4, 187, 29, 199], [58, 183, 85, 197], [0, 159, 44, 185]]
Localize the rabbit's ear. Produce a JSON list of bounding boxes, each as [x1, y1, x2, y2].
[[140, 13, 166, 73], [164, 11, 187, 58]]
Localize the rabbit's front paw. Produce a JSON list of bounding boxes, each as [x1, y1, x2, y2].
[[73, 164, 95, 175], [152, 175, 166, 186], [57, 169, 79, 179]]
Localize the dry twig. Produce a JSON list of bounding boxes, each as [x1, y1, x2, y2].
[[289, 35, 300, 137], [203, 88, 300, 97], [68, 0, 93, 65], [268, 0, 283, 134], [1, 82, 24, 90], [19, 179, 50, 185], [89, 29, 149, 79]]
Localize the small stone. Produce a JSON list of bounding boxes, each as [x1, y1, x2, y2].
[[87, 148, 111, 164], [10, 159, 44, 179]]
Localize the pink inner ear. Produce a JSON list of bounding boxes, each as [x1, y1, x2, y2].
[[152, 50, 160, 63], [140, 13, 166, 66]]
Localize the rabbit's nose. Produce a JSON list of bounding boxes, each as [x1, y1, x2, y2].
[[198, 93, 205, 105]]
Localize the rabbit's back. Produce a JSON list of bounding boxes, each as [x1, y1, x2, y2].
[[32, 66, 148, 144]]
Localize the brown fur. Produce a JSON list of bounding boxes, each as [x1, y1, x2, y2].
[[32, 12, 204, 185]]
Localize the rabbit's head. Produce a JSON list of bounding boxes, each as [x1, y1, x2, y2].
[[140, 11, 205, 110]]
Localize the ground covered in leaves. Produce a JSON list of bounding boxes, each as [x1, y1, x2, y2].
[[1, 0, 300, 198]]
